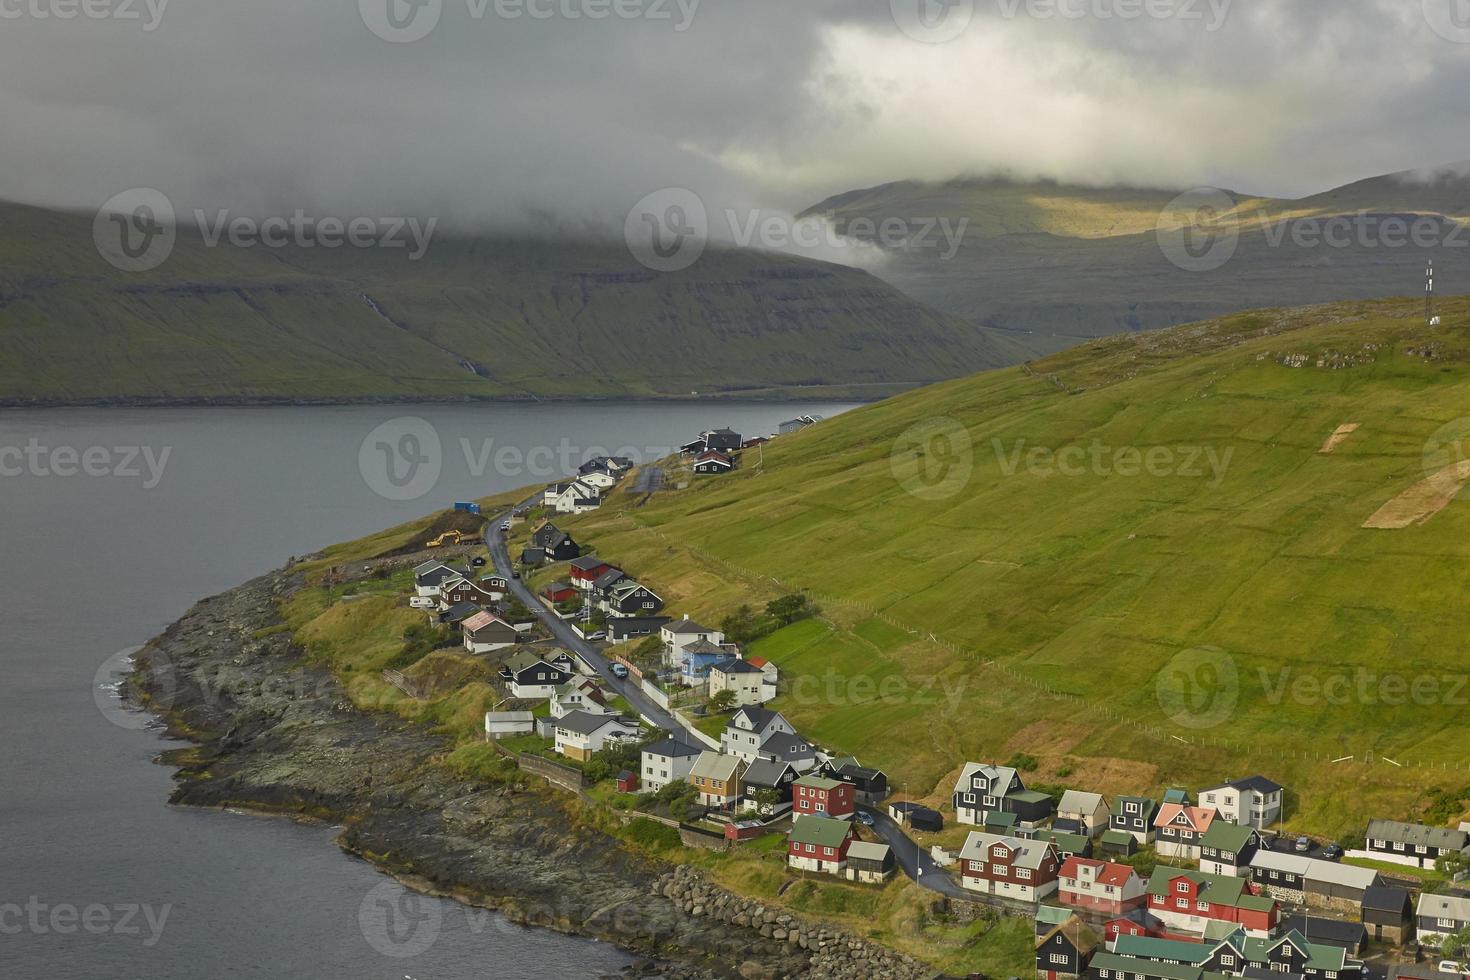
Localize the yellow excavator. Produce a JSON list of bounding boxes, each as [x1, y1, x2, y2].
[[426, 529, 469, 548]]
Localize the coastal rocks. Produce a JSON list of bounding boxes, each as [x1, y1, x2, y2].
[[653, 865, 935, 980]]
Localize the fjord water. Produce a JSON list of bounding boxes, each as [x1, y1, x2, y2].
[[0, 401, 855, 980]]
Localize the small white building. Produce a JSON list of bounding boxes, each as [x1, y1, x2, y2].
[[707, 658, 772, 706], [1057, 790, 1110, 835], [1199, 776, 1284, 829], [548, 680, 610, 719], [484, 711, 536, 738], [640, 736, 702, 794], [551, 480, 601, 514], [553, 711, 640, 762], [660, 616, 725, 667]]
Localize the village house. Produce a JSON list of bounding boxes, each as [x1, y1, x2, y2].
[[660, 617, 724, 665], [889, 801, 943, 832], [682, 427, 742, 454], [1200, 777, 1284, 829], [791, 773, 855, 822], [1031, 829, 1092, 861], [692, 451, 736, 475], [756, 730, 817, 773], [483, 710, 535, 738], [577, 469, 617, 490], [549, 480, 601, 514], [1058, 790, 1111, 836], [602, 581, 663, 618], [1103, 927, 1363, 980], [786, 815, 855, 875], [1037, 913, 1100, 980], [529, 523, 581, 561], [740, 758, 797, 815], [590, 568, 628, 600], [952, 762, 1056, 829], [639, 736, 701, 793], [821, 759, 889, 805], [1415, 892, 1470, 947], [778, 415, 822, 435], [679, 640, 733, 686], [844, 841, 895, 884], [414, 560, 466, 597], [1363, 820, 1470, 870], [1360, 885, 1414, 946], [440, 575, 506, 609], [568, 555, 616, 591], [548, 678, 609, 718], [1154, 801, 1219, 859], [720, 706, 794, 762], [1111, 796, 1160, 844], [552, 711, 639, 762], [1249, 851, 1380, 914], [689, 751, 746, 809], [462, 611, 519, 653], [499, 650, 575, 698], [1057, 857, 1147, 916], [1146, 868, 1280, 939], [959, 832, 1061, 902], [707, 658, 772, 705], [1099, 830, 1139, 859], [607, 616, 670, 642], [541, 581, 578, 604], [1200, 822, 1262, 877]]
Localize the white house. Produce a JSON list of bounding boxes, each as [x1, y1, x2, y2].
[[707, 658, 773, 706], [414, 560, 461, 598], [552, 711, 640, 762], [484, 711, 536, 738], [551, 480, 601, 514], [577, 470, 617, 490], [660, 616, 725, 667], [549, 679, 610, 719], [462, 611, 519, 654], [640, 736, 702, 793], [1418, 893, 1470, 946], [1057, 790, 1110, 835], [720, 706, 794, 762], [1199, 776, 1284, 829], [501, 651, 574, 699]]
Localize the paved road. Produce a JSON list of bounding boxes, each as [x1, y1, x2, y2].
[[859, 804, 971, 899], [483, 501, 705, 745]]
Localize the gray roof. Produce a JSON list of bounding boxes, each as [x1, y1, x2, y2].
[[953, 762, 1019, 798], [1205, 775, 1284, 795], [555, 710, 634, 737], [728, 706, 784, 732], [1417, 892, 1470, 921], [847, 841, 890, 863], [643, 737, 701, 760], [742, 758, 795, 788], [664, 618, 714, 634], [1059, 790, 1105, 814], [711, 658, 762, 675], [1249, 851, 1379, 891], [1368, 819, 1469, 851], [959, 832, 1055, 870], [759, 730, 814, 761]]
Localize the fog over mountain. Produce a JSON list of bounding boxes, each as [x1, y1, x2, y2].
[[4, 0, 1470, 238]]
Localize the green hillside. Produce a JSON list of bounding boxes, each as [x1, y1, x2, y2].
[[561, 296, 1470, 837], [801, 164, 1470, 359], [0, 199, 1022, 403]]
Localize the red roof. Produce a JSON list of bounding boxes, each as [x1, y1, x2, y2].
[[695, 450, 732, 463], [746, 657, 769, 668], [1060, 856, 1137, 888]]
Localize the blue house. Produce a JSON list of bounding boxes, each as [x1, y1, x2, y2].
[[680, 640, 730, 686]]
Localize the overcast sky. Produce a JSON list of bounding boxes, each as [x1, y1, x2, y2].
[[3, 0, 1469, 234]]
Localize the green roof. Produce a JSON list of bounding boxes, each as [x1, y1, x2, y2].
[[1200, 822, 1256, 853], [1040, 831, 1090, 852], [1090, 952, 1203, 980], [1101, 829, 1135, 845], [1036, 905, 1073, 927], [986, 811, 1019, 829], [1010, 789, 1052, 804], [1113, 935, 1213, 964], [788, 815, 853, 848], [1145, 867, 1275, 912], [1242, 931, 1347, 972], [793, 774, 842, 792]]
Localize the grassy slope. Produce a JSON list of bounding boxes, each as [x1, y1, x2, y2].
[[558, 297, 1470, 837], [801, 164, 1470, 358], [0, 200, 1020, 402]]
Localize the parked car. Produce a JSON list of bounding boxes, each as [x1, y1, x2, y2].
[[609, 664, 629, 679], [856, 811, 875, 827], [1321, 842, 1343, 860], [471, 555, 487, 566], [500, 522, 511, 531], [1294, 836, 1312, 853], [1437, 962, 1465, 977], [585, 630, 607, 641]]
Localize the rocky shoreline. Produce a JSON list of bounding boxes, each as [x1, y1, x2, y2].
[[129, 564, 940, 979]]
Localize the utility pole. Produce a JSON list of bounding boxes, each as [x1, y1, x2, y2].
[[1428, 260, 1441, 327]]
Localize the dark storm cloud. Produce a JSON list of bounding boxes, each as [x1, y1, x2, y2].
[[2, 0, 1468, 233]]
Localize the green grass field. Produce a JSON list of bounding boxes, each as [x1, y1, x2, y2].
[[556, 297, 1470, 837]]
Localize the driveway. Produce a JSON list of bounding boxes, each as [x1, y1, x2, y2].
[[484, 501, 705, 745], [859, 804, 971, 900]]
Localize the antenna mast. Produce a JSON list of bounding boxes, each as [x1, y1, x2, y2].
[[1427, 259, 1441, 327]]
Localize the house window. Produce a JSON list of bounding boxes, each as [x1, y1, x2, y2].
[[1126, 803, 1139, 813], [1221, 957, 1235, 967], [1176, 882, 1189, 893], [1440, 918, 1456, 928], [824, 847, 834, 856], [992, 864, 1006, 875], [1196, 901, 1209, 911], [1050, 954, 1068, 965], [1176, 899, 1189, 909], [1017, 869, 1032, 881], [965, 793, 976, 804]]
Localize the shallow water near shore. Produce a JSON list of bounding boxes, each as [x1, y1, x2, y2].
[[0, 400, 855, 979]]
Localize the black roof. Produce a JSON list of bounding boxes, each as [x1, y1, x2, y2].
[[643, 737, 700, 759], [1212, 775, 1283, 794], [608, 616, 671, 636], [1361, 885, 1412, 912], [1279, 914, 1365, 951]]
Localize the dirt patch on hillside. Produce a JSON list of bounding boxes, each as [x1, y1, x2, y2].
[[1364, 459, 1470, 529], [1317, 423, 1360, 454], [385, 509, 485, 555]]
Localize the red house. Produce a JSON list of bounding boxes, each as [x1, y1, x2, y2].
[[1058, 857, 1147, 916], [1146, 868, 1280, 938], [616, 770, 639, 793], [1104, 916, 1164, 944], [787, 815, 856, 874], [542, 582, 578, 603], [791, 774, 855, 821], [568, 556, 615, 590]]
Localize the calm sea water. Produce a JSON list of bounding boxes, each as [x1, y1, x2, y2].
[[0, 401, 855, 980]]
